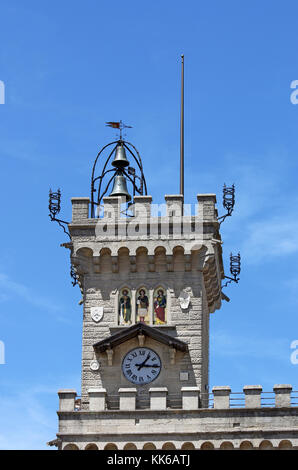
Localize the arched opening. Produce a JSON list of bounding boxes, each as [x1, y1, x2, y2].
[[104, 443, 118, 450], [278, 440, 292, 449], [240, 441, 253, 450], [259, 440, 273, 450], [85, 443, 98, 450], [201, 442, 214, 450], [118, 247, 130, 273], [77, 247, 93, 258], [154, 247, 167, 272], [181, 442, 195, 450], [100, 248, 112, 273], [143, 443, 156, 450], [220, 442, 234, 450], [136, 247, 148, 273], [63, 444, 79, 450], [173, 246, 185, 272], [162, 442, 176, 450], [123, 443, 137, 450]]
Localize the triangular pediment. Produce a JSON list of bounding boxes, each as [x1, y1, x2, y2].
[[93, 322, 188, 353]]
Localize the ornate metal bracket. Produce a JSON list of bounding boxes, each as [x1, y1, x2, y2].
[[48, 189, 70, 239], [218, 184, 235, 225], [222, 252, 241, 288], [70, 264, 78, 287]]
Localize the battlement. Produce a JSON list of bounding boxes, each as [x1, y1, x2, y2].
[[56, 384, 298, 450], [71, 193, 218, 226], [58, 384, 296, 412]]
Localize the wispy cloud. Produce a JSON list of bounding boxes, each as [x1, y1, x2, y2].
[[0, 377, 80, 450], [211, 329, 290, 362], [241, 217, 298, 262], [0, 272, 70, 323], [187, 150, 298, 265]]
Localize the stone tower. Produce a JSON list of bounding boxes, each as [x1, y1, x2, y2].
[[50, 140, 298, 451]]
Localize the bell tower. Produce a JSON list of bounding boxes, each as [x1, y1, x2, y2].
[[52, 125, 226, 450]]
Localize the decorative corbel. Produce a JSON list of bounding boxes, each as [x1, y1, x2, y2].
[[169, 346, 176, 365], [138, 334, 145, 347], [106, 346, 113, 366]]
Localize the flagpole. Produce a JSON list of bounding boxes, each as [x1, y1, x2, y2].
[[180, 54, 184, 199]]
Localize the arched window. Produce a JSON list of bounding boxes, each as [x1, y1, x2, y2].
[[136, 287, 150, 324], [123, 443, 137, 450], [85, 443, 98, 450], [181, 442, 195, 450], [162, 442, 175, 450], [201, 442, 214, 450], [118, 287, 132, 325], [104, 443, 118, 450], [153, 287, 167, 324], [278, 440, 292, 449], [259, 440, 273, 450], [143, 443, 156, 450], [240, 441, 253, 450], [219, 441, 234, 450], [63, 443, 79, 450]]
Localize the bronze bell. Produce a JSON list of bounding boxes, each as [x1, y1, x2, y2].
[[112, 143, 129, 168], [109, 171, 131, 201]]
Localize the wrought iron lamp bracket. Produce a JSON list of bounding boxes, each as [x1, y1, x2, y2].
[[218, 184, 235, 226], [222, 252, 241, 289]]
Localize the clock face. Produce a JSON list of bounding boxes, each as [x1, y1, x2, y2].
[[122, 347, 162, 385]]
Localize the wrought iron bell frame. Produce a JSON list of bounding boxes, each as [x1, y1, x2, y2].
[[90, 139, 147, 218]]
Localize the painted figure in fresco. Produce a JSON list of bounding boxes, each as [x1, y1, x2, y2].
[[154, 289, 167, 324], [137, 289, 149, 323], [119, 289, 131, 325]]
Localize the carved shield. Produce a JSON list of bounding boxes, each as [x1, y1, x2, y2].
[[91, 306, 104, 323]]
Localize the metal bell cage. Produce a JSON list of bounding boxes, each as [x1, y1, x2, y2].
[[90, 140, 148, 218]]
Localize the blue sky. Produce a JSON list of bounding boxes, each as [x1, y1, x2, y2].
[[1, 0, 298, 449]]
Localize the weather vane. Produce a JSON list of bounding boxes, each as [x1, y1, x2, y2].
[[106, 120, 132, 140]]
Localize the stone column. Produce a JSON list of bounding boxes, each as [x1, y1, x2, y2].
[[181, 387, 200, 410], [118, 388, 137, 410], [149, 387, 168, 410], [58, 389, 77, 411], [243, 385, 262, 408], [273, 384, 292, 408], [88, 388, 106, 411], [212, 386, 231, 409]]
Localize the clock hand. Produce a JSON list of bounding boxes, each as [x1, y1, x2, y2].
[[141, 364, 160, 368], [136, 352, 151, 371]]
